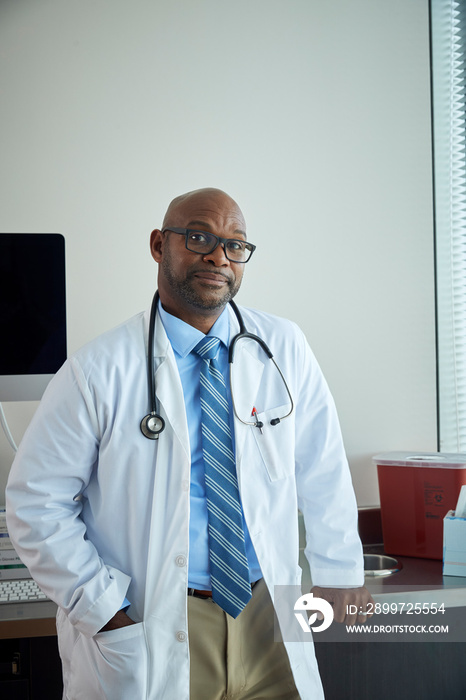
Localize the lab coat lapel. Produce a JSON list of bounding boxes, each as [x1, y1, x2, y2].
[[147, 310, 190, 460]]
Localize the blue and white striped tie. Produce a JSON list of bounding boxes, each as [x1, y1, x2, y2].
[[194, 336, 252, 618]]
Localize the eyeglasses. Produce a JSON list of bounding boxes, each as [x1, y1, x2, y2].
[[162, 227, 256, 263]]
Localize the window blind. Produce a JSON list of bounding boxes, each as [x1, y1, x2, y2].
[[432, 0, 466, 451]]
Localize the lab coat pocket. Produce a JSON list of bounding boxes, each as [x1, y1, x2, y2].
[[251, 404, 295, 481], [69, 622, 148, 700]]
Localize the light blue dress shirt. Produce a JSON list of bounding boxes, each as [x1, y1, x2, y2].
[[158, 302, 262, 589]]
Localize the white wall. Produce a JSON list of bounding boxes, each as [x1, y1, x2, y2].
[[0, 0, 436, 504]]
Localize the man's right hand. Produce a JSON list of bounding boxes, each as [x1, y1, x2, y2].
[[98, 609, 136, 632]]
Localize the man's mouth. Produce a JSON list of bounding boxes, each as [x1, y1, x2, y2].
[[192, 271, 232, 287]]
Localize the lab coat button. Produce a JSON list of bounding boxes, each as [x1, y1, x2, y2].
[[176, 631, 187, 642], [175, 555, 187, 567]]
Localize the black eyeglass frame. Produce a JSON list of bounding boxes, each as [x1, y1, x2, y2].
[[161, 227, 256, 263]]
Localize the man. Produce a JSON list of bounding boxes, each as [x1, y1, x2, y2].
[[6, 188, 372, 700]]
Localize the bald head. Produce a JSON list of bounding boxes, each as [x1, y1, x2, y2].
[[162, 188, 246, 234]]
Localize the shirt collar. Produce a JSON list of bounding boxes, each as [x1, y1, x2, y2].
[[158, 301, 231, 359]]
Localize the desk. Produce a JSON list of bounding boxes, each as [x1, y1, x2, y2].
[[0, 601, 61, 700]]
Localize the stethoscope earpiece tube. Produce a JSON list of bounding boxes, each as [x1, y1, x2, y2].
[[228, 301, 273, 363], [228, 301, 294, 429]]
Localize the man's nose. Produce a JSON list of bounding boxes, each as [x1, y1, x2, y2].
[[203, 241, 229, 265]]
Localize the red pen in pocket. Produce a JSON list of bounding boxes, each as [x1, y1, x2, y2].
[[251, 407, 264, 434]]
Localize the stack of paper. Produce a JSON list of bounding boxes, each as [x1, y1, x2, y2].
[[0, 506, 29, 578]]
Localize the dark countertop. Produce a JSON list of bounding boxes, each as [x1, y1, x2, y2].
[[361, 544, 466, 607], [298, 510, 466, 607]]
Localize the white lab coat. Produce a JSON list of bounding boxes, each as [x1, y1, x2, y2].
[[6, 304, 363, 700]]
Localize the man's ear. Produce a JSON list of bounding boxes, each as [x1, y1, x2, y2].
[[150, 229, 164, 262]]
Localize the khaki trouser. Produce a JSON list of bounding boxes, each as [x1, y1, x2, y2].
[[188, 578, 301, 700]]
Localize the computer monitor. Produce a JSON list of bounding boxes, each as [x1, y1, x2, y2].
[[0, 234, 67, 401]]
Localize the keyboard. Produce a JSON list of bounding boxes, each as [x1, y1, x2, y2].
[[0, 579, 49, 604]]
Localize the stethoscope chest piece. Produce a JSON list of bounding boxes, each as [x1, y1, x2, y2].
[[141, 290, 166, 440], [140, 412, 165, 440]]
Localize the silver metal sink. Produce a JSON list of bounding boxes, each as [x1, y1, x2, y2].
[[364, 554, 402, 577]]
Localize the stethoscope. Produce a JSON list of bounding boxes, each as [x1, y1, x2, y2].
[[140, 291, 294, 439]]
